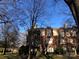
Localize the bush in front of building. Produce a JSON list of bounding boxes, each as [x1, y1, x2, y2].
[[76, 46, 79, 54], [54, 47, 66, 55], [19, 45, 29, 55]]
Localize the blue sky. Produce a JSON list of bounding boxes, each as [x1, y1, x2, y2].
[[0, 0, 76, 32], [40, 0, 75, 27], [19, 0, 75, 32]]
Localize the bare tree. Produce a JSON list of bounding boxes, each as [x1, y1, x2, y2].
[[0, 16, 18, 55], [24, 0, 46, 58], [0, 0, 46, 58], [0, 1, 19, 54], [25, 0, 45, 29]]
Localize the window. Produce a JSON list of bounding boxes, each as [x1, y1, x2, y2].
[[41, 30, 45, 36], [60, 31, 64, 37], [48, 38, 53, 44], [72, 31, 76, 37], [47, 29, 51, 37], [53, 30, 58, 36], [60, 39, 65, 44], [67, 38, 73, 44], [69, 39, 73, 44], [66, 32, 70, 37]]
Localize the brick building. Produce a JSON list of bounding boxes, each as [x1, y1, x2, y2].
[[27, 27, 78, 53]]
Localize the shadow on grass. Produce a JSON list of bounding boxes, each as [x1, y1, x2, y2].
[[1, 52, 79, 59]]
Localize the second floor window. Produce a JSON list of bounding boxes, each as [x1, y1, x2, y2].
[[60, 31, 64, 37], [72, 31, 76, 37], [66, 32, 70, 37], [47, 29, 51, 37], [41, 30, 45, 36]]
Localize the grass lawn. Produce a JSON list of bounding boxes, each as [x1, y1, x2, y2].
[[0, 53, 18, 59], [0, 53, 79, 59], [52, 55, 79, 59], [0, 55, 7, 59]]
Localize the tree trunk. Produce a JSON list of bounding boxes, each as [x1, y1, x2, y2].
[[3, 37, 7, 55], [65, 0, 79, 29]]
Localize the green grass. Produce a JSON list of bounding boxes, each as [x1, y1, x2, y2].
[[0, 55, 7, 59], [6, 53, 19, 59], [0, 53, 18, 59], [0, 47, 19, 59], [0, 52, 79, 59], [53, 55, 66, 59]]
